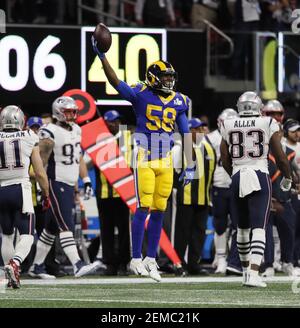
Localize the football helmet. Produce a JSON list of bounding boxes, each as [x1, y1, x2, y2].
[[145, 60, 178, 93], [52, 96, 78, 124], [0, 105, 25, 131], [217, 108, 238, 130], [261, 100, 284, 123], [236, 91, 263, 116]]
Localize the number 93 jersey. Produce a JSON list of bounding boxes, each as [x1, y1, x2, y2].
[[39, 123, 82, 186], [221, 116, 279, 175], [0, 130, 39, 185]]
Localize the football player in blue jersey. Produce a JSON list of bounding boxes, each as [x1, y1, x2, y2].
[[92, 36, 195, 281]]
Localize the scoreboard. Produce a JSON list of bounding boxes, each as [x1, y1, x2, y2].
[[0, 26, 205, 113]]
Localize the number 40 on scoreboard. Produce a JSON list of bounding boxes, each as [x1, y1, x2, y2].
[[81, 27, 167, 106]]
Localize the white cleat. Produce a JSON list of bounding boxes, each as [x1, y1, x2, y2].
[[292, 267, 300, 277], [142, 257, 161, 282], [242, 269, 250, 285], [74, 260, 99, 278], [28, 264, 56, 279], [282, 262, 300, 277], [215, 257, 227, 274], [244, 272, 267, 288], [129, 258, 149, 277], [262, 267, 275, 277]]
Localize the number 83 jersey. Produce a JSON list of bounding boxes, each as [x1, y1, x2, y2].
[[39, 123, 82, 186], [221, 116, 279, 175]]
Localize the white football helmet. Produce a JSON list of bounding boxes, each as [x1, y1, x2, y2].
[[261, 100, 284, 123], [217, 108, 238, 130], [0, 105, 25, 131], [262, 99, 284, 113], [237, 91, 263, 116], [52, 96, 78, 124]]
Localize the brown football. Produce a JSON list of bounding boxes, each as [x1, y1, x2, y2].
[[93, 23, 112, 53]]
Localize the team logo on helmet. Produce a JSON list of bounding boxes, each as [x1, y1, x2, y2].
[[52, 96, 78, 125], [145, 60, 178, 94]]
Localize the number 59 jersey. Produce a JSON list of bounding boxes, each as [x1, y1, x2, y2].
[[0, 130, 38, 186], [220, 116, 279, 175], [39, 123, 82, 186]]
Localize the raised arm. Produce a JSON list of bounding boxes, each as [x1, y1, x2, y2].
[[91, 36, 137, 103], [91, 36, 120, 88]]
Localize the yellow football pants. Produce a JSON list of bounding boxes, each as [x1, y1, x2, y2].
[[134, 149, 173, 211]]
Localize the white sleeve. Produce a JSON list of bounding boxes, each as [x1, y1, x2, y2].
[[172, 142, 182, 174], [269, 118, 280, 137], [26, 130, 39, 147]]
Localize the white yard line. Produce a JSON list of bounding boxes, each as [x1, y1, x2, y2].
[[18, 276, 296, 286], [1, 297, 299, 307]]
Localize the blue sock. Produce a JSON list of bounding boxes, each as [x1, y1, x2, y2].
[[131, 208, 148, 258], [147, 211, 164, 258]]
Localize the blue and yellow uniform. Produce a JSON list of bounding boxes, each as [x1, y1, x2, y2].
[[116, 80, 190, 211], [91, 42, 193, 271]]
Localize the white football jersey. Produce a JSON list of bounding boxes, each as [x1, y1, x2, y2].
[[39, 123, 82, 186], [207, 129, 232, 188], [221, 116, 279, 175], [0, 130, 38, 186]]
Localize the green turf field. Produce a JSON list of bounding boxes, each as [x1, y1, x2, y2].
[[0, 276, 300, 308]]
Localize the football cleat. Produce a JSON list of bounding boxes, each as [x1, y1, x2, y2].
[[4, 259, 20, 289], [215, 257, 227, 274], [242, 269, 250, 285], [282, 262, 300, 277], [74, 260, 98, 278], [129, 258, 149, 277], [244, 272, 267, 288], [28, 263, 56, 279], [142, 257, 161, 282], [261, 267, 275, 277], [226, 265, 243, 276]]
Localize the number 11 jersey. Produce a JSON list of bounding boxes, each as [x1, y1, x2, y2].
[[220, 116, 279, 175], [0, 130, 38, 186], [39, 123, 82, 186]]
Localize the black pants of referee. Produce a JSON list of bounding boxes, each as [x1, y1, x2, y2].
[[96, 197, 130, 272], [174, 204, 208, 273]]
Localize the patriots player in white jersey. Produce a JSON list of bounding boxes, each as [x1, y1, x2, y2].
[[29, 96, 97, 278], [207, 108, 238, 274], [220, 91, 292, 287], [0, 106, 49, 288]]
